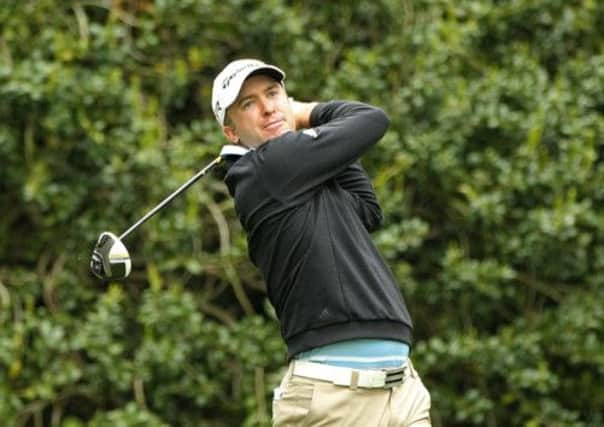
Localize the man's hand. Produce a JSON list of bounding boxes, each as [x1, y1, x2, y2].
[[290, 99, 318, 130]]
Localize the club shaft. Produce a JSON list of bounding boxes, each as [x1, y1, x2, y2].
[[119, 156, 222, 240]]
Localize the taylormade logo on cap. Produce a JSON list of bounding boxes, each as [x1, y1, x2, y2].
[[211, 59, 286, 126]]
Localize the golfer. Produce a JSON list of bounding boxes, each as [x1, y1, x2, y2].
[[212, 59, 431, 426]]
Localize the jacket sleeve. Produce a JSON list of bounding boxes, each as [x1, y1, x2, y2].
[[335, 162, 383, 232], [256, 101, 390, 202]]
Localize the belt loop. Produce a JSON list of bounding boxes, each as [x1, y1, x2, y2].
[[407, 359, 417, 379], [350, 370, 359, 390], [288, 360, 296, 381]]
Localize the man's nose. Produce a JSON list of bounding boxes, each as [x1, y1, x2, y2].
[[260, 96, 275, 114]]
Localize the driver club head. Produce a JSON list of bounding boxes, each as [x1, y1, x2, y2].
[[90, 231, 131, 280], [89, 146, 243, 281]]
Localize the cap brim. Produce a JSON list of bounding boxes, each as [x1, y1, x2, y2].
[[247, 67, 284, 83], [227, 65, 285, 109]]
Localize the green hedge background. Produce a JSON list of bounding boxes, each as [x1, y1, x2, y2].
[[1, 1, 603, 426]]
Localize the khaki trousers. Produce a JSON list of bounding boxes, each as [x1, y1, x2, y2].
[[272, 359, 431, 426]]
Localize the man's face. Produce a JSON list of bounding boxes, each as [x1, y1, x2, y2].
[[222, 74, 296, 149]]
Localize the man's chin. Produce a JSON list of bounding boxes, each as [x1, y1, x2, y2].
[[265, 127, 291, 140]]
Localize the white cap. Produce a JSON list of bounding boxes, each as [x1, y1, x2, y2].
[[211, 59, 285, 126]]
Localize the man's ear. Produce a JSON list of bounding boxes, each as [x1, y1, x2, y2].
[[222, 125, 240, 144]]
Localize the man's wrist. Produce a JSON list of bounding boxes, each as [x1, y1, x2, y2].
[[291, 100, 319, 129]]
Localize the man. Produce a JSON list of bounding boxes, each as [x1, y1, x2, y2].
[[212, 59, 431, 426]]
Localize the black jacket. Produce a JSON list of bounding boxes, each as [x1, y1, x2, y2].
[[225, 101, 413, 358]]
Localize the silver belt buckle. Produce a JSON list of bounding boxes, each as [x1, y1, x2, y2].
[[383, 365, 407, 388]]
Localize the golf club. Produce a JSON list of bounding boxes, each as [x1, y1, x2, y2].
[[90, 144, 248, 281]]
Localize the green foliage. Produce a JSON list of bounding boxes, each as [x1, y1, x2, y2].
[[1, 0, 603, 425]]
